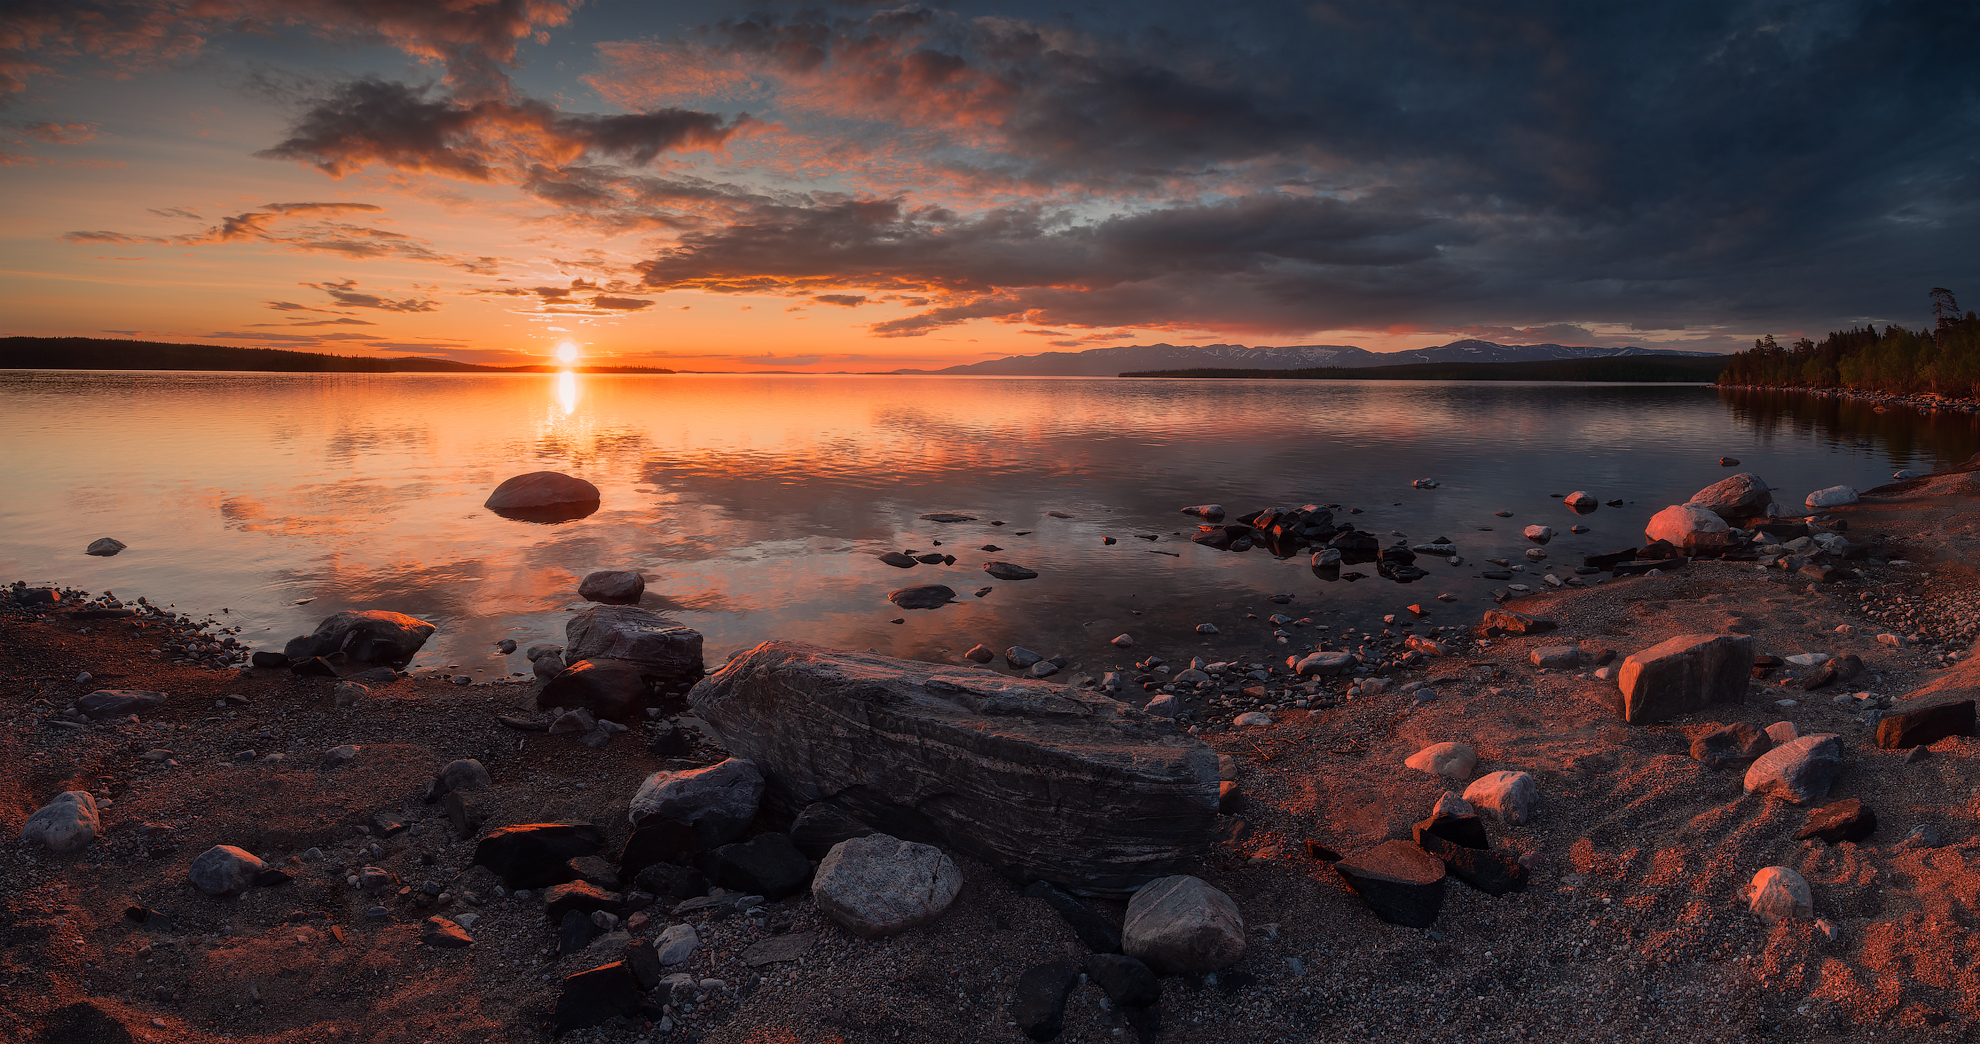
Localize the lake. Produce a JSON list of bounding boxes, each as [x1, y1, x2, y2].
[[2, 373, 1972, 679]]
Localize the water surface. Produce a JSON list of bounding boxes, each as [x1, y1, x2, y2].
[[2, 373, 1971, 678]]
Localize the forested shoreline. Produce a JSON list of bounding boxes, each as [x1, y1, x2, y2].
[[1719, 291, 1980, 397]]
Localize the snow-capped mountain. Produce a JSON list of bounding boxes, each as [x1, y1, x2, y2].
[[893, 339, 1720, 375]]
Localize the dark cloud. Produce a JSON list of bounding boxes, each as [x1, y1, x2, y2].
[[259, 78, 746, 180], [302, 278, 440, 312], [813, 294, 867, 307], [590, 296, 653, 311], [61, 201, 498, 270]]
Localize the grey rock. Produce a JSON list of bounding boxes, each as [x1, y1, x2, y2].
[[283, 610, 436, 666], [1121, 875, 1245, 975], [1744, 866, 1812, 924], [323, 744, 361, 768], [1643, 503, 1739, 552], [1804, 485, 1859, 509], [1528, 645, 1583, 669], [577, 570, 645, 605], [1293, 651, 1353, 677], [1180, 505, 1226, 520], [1613, 633, 1753, 724], [331, 680, 370, 709], [75, 689, 167, 719], [1462, 770, 1538, 825], [188, 845, 265, 896], [1004, 646, 1044, 669], [654, 923, 698, 965], [811, 833, 963, 938], [1690, 723, 1772, 770], [564, 604, 703, 684], [84, 537, 127, 556], [1688, 472, 1773, 521], [964, 645, 995, 663], [690, 642, 1219, 897], [628, 758, 764, 847], [1744, 734, 1843, 804], [525, 643, 565, 662], [18, 791, 98, 852], [441, 758, 491, 792], [984, 561, 1039, 581]]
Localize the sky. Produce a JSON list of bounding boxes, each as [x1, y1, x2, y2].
[[1, 1, 1975, 372]]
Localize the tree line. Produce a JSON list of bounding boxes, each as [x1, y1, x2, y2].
[[1720, 288, 1980, 397]]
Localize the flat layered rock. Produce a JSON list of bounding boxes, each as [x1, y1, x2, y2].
[[689, 641, 1220, 897], [1614, 633, 1753, 725], [564, 604, 703, 683], [1334, 840, 1446, 928], [75, 689, 167, 719]]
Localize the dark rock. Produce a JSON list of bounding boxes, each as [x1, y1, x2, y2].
[[1004, 646, 1044, 669], [85, 537, 127, 556], [471, 823, 603, 888], [69, 607, 136, 620], [1744, 735, 1844, 804], [282, 610, 435, 666], [563, 604, 703, 686], [542, 880, 622, 923], [1797, 798, 1877, 844], [984, 561, 1039, 580], [486, 471, 600, 523], [250, 651, 290, 669], [691, 642, 1219, 897], [1084, 953, 1160, 1008], [1411, 830, 1528, 896], [700, 833, 811, 900], [368, 817, 407, 838], [620, 818, 698, 878], [558, 908, 601, 954], [914, 553, 945, 564], [75, 689, 167, 719], [919, 513, 978, 523], [421, 917, 473, 948], [442, 790, 486, 840], [632, 862, 708, 900], [1690, 722, 1773, 769], [629, 758, 764, 848], [538, 658, 653, 724], [1217, 781, 1244, 814], [789, 802, 876, 861], [879, 552, 918, 568], [577, 570, 645, 605], [888, 585, 955, 610], [565, 855, 622, 890], [1012, 961, 1080, 1042], [1303, 840, 1341, 862], [624, 937, 663, 989], [552, 961, 641, 1034], [1612, 557, 1690, 575], [1023, 879, 1122, 954], [1875, 701, 1975, 749], [1413, 813, 1488, 851], [1333, 840, 1446, 928], [252, 868, 293, 888]]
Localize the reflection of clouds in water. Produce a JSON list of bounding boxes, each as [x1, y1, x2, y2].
[[216, 480, 441, 536], [324, 424, 431, 467]]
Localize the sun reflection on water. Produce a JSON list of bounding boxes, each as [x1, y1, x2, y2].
[[555, 370, 578, 416]]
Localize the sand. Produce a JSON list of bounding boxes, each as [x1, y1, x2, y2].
[[4, 467, 1979, 1044]]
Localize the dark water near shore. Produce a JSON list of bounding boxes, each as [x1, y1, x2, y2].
[[2, 373, 1974, 678]]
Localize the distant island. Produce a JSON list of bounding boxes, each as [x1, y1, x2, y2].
[[891, 338, 1722, 377], [0, 337, 674, 374], [1122, 355, 1729, 382]]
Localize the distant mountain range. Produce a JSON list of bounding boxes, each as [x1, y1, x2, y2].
[[892, 339, 1721, 376]]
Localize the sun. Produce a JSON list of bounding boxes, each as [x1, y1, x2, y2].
[[555, 342, 579, 366]]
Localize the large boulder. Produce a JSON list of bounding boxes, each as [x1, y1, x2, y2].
[[627, 758, 764, 847], [1874, 700, 1975, 749], [18, 792, 99, 852], [1121, 875, 1245, 975], [1613, 634, 1753, 725], [1643, 504, 1739, 552], [564, 605, 703, 684], [811, 833, 964, 938], [1688, 473, 1773, 521], [688, 641, 1220, 897], [485, 472, 600, 522], [577, 570, 644, 605], [283, 610, 436, 666], [538, 659, 653, 723]]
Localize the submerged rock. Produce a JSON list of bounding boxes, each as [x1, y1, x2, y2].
[[888, 585, 956, 610], [486, 471, 599, 514], [689, 641, 1219, 897], [983, 561, 1039, 581]]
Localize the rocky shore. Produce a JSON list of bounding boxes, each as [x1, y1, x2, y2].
[[5, 459, 1980, 1044]]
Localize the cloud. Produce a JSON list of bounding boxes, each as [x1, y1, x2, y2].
[[147, 206, 200, 219], [812, 294, 867, 307], [61, 201, 497, 269], [1451, 324, 1604, 346], [302, 278, 440, 312], [13, 119, 93, 144], [589, 296, 652, 311], [249, 317, 376, 326], [259, 77, 747, 181]]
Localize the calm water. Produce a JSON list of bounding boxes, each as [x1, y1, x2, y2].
[[2, 373, 1973, 678]]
